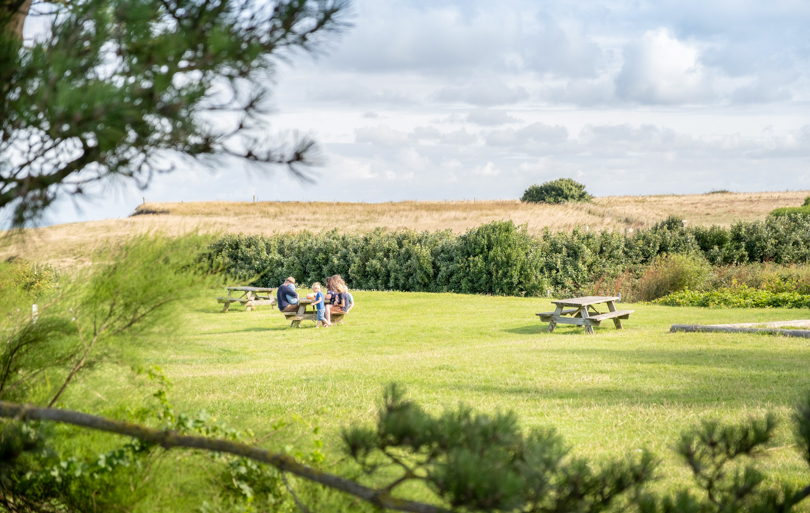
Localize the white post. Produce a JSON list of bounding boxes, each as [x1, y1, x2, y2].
[[32, 304, 38, 324], [618, 293, 621, 303]]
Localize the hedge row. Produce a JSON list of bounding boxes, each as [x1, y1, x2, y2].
[[205, 215, 810, 297], [656, 286, 810, 309]]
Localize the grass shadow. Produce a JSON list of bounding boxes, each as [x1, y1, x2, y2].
[[204, 327, 279, 335], [426, 376, 809, 408], [504, 325, 603, 335]]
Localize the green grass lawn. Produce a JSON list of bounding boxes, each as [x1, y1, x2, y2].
[[75, 291, 810, 508]]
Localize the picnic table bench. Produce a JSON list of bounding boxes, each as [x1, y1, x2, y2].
[[537, 296, 633, 335], [217, 286, 276, 312], [283, 298, 345, 328]]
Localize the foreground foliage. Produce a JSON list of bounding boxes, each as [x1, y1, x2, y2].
[[0, 384, 808, 512], [0, 0, 346, 226], [0, 233, 218, 406]]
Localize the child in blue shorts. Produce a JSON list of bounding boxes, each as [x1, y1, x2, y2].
[[311, 282, 330, 328]]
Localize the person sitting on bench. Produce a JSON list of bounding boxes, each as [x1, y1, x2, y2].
[[276, 277, 299, 313]]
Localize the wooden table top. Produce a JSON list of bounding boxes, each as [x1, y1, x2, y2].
[[552, 296, 619, 307], [227, 286, 274, 292]]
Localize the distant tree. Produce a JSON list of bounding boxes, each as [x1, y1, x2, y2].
[[521, 178, 592, 204], [804, 196, 810, 207], [0, 0, 348, 227]]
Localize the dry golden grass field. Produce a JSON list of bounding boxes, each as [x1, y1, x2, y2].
[[3, 190, 808, 268]]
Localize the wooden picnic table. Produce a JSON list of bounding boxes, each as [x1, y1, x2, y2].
[[537, 296, 633, 335], [282, 297, 345, 328], [217, 286, 276, 312]]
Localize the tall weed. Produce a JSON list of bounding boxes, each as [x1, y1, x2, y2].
[[634, 253, 711, 301]]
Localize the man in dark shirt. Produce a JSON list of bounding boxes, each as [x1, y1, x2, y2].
[[276, 277, 299, 312]]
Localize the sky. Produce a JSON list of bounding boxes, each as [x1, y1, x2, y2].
[[28, 0, 810, 225]]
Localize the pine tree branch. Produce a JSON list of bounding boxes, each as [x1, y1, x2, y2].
[[796, 483, 810, 503], [0, 401, 450, 513]]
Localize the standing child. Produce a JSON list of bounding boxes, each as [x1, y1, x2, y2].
[[311, 282, 330, 328]]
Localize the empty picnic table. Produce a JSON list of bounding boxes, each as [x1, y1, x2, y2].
[[217, 286, 276, 312], [537, 296, 633, 335]]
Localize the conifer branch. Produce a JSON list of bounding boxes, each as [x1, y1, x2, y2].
[[0, 401, 449, 513]]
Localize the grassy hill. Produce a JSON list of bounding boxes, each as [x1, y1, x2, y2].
[[3, 190, 808, 268]]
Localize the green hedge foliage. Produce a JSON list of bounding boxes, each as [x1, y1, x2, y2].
[[206, 222, 548, 296], [770, 206, 810, 218], [656, 286, 810, 308], [206, 215, 810, 296]]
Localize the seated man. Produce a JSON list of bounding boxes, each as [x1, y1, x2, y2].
[[276, 277, 299, 313]]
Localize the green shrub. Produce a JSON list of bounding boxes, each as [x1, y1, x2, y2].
[[654, 215, 685, 231], [445, 221, 547, 296], [0, 258, 57, 298], [520, 178, 592, 204], [804, 196, 810, 207], [770, 206, 810, 218], [657, 285, 810, 308], [634, 253, 711, 301], [707, 263, 810, 295]]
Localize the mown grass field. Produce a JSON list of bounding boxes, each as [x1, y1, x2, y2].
[[71, 290, 810, 509], [5, 190, 808, 269]]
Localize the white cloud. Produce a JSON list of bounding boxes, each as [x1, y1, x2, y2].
[[486, 123, 569, 148], [466, 109, 521, 126], [309, 86, 415, 106], [523, 13, 603, 78], [355, 126, 410, 148], [441, 128, 478, 145], [434, 81, 530, 106], [411, 126, 443, 141], [615, 28, 713, 104], [329, 155, 379, 180], [473, 162, 500, 176], [434, 109, 521, 126]]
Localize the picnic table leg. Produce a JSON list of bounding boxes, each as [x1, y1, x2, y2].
[[607, 300, 623, 329], [579, 307, 594, 335], [547, 304, 563, 332], [222, 289, 233, 312], [293, 305, 305, 328], [245, 292, 255, 312]]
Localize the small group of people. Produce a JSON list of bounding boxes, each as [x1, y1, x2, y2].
[[276, 275, 354, 328]]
